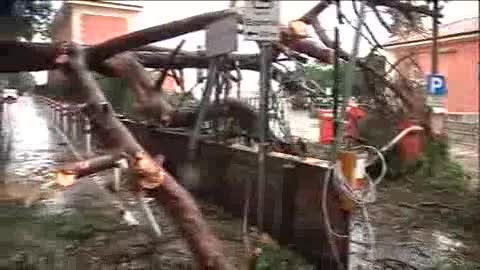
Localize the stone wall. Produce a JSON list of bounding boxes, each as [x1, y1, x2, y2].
[[121, 119, 349, 268], [447, 120, 479, 146]]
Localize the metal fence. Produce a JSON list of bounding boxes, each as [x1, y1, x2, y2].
[[240, 95, 291, 140]]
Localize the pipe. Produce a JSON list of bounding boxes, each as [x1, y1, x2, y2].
[[380, 125, 424, 153], [137, 192, 163, 238], [366, 125, 425, 167]]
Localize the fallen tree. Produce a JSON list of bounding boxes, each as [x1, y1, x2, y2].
[[0, 1, 441, 267], [55, 43, 234, 269], [298, 1, 438, 132]]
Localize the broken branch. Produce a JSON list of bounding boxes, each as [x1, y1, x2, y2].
[[57, 43, 233, 269], [154, 39, 186, 91], [366, 0, 441, 18], [372, 6, 393, 33], [58, 154, 123, 179], [298, 0, 333, 23]]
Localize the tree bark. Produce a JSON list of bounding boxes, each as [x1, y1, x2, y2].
[[58, 154, 122, 179], [56, 44, 234, 270], [85, 9, 238, 65]]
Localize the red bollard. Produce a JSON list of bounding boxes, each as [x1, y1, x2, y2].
[[398, 119, 424, 163], [319, 109, 334, 144]]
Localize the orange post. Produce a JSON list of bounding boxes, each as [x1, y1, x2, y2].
[[337, 150, 357, 212]]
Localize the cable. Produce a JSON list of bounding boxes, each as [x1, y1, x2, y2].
[[322, 144, 387, 270], [322, 125, 424, 269]]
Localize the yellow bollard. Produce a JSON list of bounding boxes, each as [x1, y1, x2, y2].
[[337, 150, 357, 212], [353, 152, 367, 190]]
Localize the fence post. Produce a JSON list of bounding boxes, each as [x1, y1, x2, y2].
[[279, 162, 297, 243], [84, 117, 92, 155]]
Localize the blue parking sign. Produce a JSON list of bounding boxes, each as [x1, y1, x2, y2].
[[426, 74, 447, 95]]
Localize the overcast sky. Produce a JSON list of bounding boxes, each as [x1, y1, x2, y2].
[[34, 0, 478, 89], [131, 1, 478, 53]]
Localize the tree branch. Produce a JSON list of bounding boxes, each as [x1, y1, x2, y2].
[[366, 0, 441, 18], [56, 43, 233, 269], [298, 0, 333, 23], [58, 154, 122, 179], [352, 0, 383, 49], [386, 52, 415, 75], [154, 39, 185, 91], [85, 9, 238, 64], [372, 6, 392, 33], [303, 14, 418, 111]]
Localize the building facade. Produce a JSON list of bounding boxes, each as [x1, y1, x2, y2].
[[48, 0, 178, 91], [384, 18, 479, 121]]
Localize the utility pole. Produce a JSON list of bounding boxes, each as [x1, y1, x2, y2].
[[431, 0, 439, 74]]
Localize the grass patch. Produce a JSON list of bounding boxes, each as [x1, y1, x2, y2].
[[253, 244, 312, 270], [409, 138, 468, 193]]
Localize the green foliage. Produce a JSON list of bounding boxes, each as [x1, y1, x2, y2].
[[0, 0, 54, 40], [304, 58, 383, 102], [253, 245, 311, 270], [36, 84, 68, 99], [52, 211, 120, 241], [17, 0, 54, 40], [412, 138, 467, 193], [2, 72, 36, 93], [385, 0, 449, 36], [95, 74, 136, 116], [304, 64, 343, 96], [39, 74, 137, 117]]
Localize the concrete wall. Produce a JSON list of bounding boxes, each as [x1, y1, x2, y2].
[[48, 1, 179, 91], [120, 119, 349, 268], [68, 1, 140, 43], [447, 120, 479, 146], [79, 14, 127, 45], [48, 1, 141, 86]]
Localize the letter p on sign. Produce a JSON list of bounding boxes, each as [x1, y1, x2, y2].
[[427, 74, 447, 95]]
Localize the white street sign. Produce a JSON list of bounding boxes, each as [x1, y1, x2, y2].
[[243, 0, 280, 42], [206, 15, 238, 57]]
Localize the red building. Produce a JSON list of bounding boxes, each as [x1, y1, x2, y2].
[[49, 0, 178, 91], [384, 18, 479, 121]]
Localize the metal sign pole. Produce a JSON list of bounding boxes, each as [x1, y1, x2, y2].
[[333, 1, 366, 148], [431, 0, 439, 75], [257, 42, 272, 231], [243, 0, 279, 233]]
